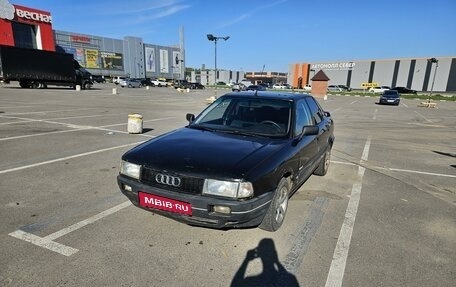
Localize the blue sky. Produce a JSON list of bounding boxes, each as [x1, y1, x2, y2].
[[12, 0, 456, 72]]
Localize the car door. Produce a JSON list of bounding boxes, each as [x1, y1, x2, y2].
[[305, 97, 332, 159], [294, 99, 319, 185]]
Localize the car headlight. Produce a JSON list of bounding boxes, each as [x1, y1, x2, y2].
[[120, 160, 141, 179], [203, 179, 254, 199]]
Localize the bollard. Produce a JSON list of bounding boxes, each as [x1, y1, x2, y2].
[[112, 88, 117, 95], [146, 86, 150, 90], [127, 114, 143, 134], [75, 85, 81, 91]]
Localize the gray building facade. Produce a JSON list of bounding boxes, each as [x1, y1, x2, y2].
[[289, 57, 456, 92], [53, 30, 183, 80]]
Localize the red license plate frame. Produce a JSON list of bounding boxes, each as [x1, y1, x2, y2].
[[138, 192, 192, 216]]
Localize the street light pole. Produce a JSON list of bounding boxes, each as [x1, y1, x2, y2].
[[427, 58, 439, 104], [207, 34, 230, 85]]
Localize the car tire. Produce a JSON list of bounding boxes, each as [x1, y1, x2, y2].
[[259, 177, 290, 232], [314, 147, 331, 176]]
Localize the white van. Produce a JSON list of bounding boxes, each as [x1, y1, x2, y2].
[[113, 76, 126, 85]]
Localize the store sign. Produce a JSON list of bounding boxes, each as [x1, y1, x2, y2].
[[71, 35, 91, 44], [311, 62, 356, 71], [361, 82, 378, 88], [15, 7, 52, 23]]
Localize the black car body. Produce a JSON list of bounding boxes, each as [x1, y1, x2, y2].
[[379, 90, 400, 105], [391, 86, 417, 94], [246, 85, 267, 91], [140, 78, 154, 86], [118, 91, 334, 231], [190, 82, 205, 89]]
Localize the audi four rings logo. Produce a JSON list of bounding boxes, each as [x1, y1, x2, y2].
[[155, 173, 181, 187]]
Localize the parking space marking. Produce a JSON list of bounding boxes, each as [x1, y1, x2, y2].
[[413, 111, 434, 123], [332, 161, 454, 178], [9, 230, 79, 256], [9, 201, 131, 256], [0, 116, 173, 141], [377, 167, 456, 178], [0, 114, 105, 125], [0, 141, 144, 175], [325, 137, 371, 287], [1, 108, 97, 116], [372, 109, 377, 120]]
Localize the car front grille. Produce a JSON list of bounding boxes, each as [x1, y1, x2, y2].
[[140, 166, 204, 194]]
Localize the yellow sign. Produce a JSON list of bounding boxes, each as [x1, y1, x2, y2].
[[85, 49, 99, 68], [361, 82, 379, 88]]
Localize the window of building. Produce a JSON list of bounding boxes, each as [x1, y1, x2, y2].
[[12, 22, 37, 49]]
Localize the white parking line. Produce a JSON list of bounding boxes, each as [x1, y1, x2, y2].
[[1, 108, 97, 116], [9, 201, 131, 256], [325, 137, 371, 287], [0, 117, 173, 141], [331, 161, 455, 178], [0, 142, 144, 175], [0, 114, 105, 125], [413, 111, 434, 123]]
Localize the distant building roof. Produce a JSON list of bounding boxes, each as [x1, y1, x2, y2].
[[311, 70, 330, 81]]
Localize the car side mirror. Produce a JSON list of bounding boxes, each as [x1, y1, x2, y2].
[[186, 113, 195, 123], [324, 111, 331, 117], [295, 125, 319, 143]]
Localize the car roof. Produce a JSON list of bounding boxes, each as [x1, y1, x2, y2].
[[224, 91, 310, 101]]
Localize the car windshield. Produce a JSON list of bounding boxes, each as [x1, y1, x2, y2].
[[383, 91, 399, 97], [191, 97, 291, 137]]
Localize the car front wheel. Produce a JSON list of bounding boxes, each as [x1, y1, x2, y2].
[[259, 177, 290, 232], [314, 147, 331, 176]]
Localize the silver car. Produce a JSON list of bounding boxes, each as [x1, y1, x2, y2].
[[120, 79, 142, 88]]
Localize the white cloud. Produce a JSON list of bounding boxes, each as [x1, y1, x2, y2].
[[0, 0, 15, 20]]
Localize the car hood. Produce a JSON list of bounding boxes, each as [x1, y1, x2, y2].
[[122, 127, 288, 178]]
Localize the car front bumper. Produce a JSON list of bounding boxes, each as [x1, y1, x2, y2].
[[379, 98, 400, 105], [117, 175, 275, 229]]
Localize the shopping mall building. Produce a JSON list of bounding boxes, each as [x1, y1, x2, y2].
[[288, 56, 456, 92]]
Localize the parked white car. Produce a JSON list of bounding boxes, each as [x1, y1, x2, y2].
[[151, 78, 168, 87], [369, 86, 391, 93], [273, 83, 291, 89], [304, 84, 312, 91]]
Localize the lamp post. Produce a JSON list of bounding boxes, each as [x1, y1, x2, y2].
[[207, 34, 230, 85], [427, 57, 439, 104]]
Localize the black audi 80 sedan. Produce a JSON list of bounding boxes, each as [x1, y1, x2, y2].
[[118, 91, 335, 231]]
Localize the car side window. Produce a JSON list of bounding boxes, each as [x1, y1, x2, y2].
[[294, 100, 313, 136], [305, 97, 323, 124]]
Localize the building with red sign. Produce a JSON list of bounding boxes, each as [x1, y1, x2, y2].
[[0, 3, 55, 51], [0, 1, 184, 80]]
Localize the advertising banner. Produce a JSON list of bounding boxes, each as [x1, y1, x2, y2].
[[85, 49, 99, 68], [101, 52, 123, 70], [76, 48, 85, 66], [145, 47, 156, 72], [159, 49, 169, 74], [172, 51, 181, 74]]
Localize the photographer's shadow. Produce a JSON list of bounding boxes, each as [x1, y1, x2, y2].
[[230, 238, 299, 287]]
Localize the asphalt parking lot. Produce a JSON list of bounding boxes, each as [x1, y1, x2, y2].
[[1, 83, 455, 287]]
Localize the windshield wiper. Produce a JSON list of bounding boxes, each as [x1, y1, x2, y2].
[[189, 124, 216, 132], [221, 129, 266, 138]]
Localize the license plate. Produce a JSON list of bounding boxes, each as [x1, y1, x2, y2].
[[138, 192, 192, 216], [387, 100, 394, 102]]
